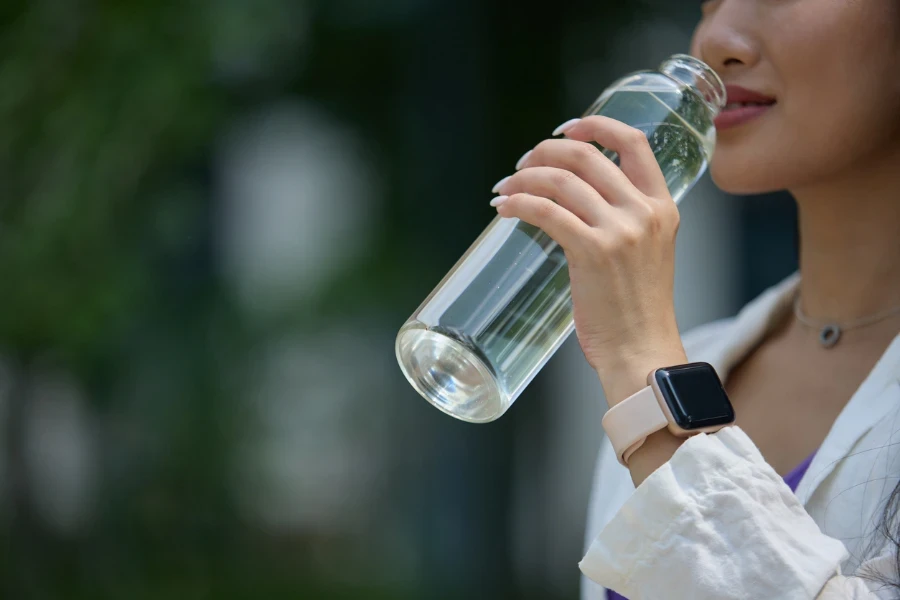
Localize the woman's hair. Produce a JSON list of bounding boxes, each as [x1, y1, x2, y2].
[[872, 479, 900, 593], [887, 484, 900, 594], [853, 450, 900, 594]]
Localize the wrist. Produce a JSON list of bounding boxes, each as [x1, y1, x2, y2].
[[595, 345, 688, 407], [626, 428, 685, 486]]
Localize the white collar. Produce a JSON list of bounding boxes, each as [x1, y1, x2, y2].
[[689, 272, 900, 502]]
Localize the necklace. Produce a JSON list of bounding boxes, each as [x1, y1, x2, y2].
[[793, 295, 900, 349]]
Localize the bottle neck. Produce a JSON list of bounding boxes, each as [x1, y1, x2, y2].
[[659, 54, 726, 117]]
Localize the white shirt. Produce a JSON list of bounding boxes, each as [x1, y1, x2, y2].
[[580, 274, 900, 599]]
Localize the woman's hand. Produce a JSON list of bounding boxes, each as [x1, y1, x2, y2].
[[491, 116, 688, 405]]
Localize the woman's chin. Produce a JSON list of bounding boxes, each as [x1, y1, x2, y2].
[[708, 161, 787, 197]]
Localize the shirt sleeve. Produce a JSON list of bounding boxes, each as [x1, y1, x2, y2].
[[578, 426, 896, 600]]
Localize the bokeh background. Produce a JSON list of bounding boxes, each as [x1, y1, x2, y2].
[[0, 1, 797, 599]]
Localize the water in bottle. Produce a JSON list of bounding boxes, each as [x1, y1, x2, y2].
[[396, 55, 725, 423]]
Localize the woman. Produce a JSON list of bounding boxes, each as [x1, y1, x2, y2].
[[489, 0, 900, 598]]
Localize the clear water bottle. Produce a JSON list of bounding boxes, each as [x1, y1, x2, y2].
[[396, 54, 725, 423]]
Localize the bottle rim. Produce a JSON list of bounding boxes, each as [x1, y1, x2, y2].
[[660, 54, 727, 115]]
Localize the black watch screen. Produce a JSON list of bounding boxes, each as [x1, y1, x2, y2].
[[654, 362, 735, 430]]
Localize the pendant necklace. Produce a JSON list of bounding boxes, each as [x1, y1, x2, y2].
[[793, 295, 900, 349]]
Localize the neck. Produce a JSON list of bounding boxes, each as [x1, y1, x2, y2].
[[791, 148, 900, 321]]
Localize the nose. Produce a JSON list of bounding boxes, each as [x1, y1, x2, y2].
[[691, 1, 761, 73]]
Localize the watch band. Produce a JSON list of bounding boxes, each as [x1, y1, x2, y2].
[[602, 385, 668, 466]]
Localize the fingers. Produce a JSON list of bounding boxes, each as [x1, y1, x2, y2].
[[490, 116, 678, 254], [493, 193, 593, 253], [493, 167, 612, 226], [517, 138, 636, 206], [548, 116, 669, 199]]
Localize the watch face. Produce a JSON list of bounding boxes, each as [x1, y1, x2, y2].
[[654, 363, 735, 430]]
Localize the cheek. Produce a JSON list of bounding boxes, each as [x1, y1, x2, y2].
[[709, 1, 900, 194], [707, 118, 812, 195], [710, 100, 900, 197], [779, 28, 900, 184]]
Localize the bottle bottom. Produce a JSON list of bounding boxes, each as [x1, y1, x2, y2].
[[395, 326, 507, 423]]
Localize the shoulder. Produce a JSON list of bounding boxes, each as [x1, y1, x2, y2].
[[681, 317, 736, 360]]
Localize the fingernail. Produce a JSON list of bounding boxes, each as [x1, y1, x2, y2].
[[491, 175, 512, 194], [552, 118, 581, 137], [490, 195, 508, 207], [515, 150, 532, 170]]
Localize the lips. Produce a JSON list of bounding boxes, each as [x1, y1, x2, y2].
[[714, 85, 777, 131]]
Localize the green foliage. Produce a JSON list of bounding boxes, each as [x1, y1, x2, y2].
[[0, 0, 225, 361], [0, 1, 656, 598]]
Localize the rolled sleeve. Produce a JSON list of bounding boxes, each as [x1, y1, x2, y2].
[[579, 427, 850, 600]]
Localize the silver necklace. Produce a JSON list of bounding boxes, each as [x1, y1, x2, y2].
[[793, 295, 900, 349]]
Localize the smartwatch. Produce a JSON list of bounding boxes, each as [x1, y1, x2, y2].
[[602, 362, 735, 466]]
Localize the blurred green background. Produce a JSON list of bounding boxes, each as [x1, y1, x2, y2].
[[0, 1, 796, 598]]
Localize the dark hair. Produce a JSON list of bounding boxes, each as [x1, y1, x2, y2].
[[866, 480, 900, 593], [887, 485, 900, 594]]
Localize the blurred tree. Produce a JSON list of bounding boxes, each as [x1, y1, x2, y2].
[[0, 0, 649, 598], [0, 1, 270, 598]]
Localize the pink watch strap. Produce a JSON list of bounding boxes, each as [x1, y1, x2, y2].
[[602, 386, 668, 466]]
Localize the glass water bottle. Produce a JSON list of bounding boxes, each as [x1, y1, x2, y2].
[[396, 54, 725, 423]]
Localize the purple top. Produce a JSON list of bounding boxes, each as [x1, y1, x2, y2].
[[606, 450, 817, 600]]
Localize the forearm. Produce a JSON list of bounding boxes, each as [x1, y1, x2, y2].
[[626, 428, 686, 487], [579, 428, 856, 600]]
